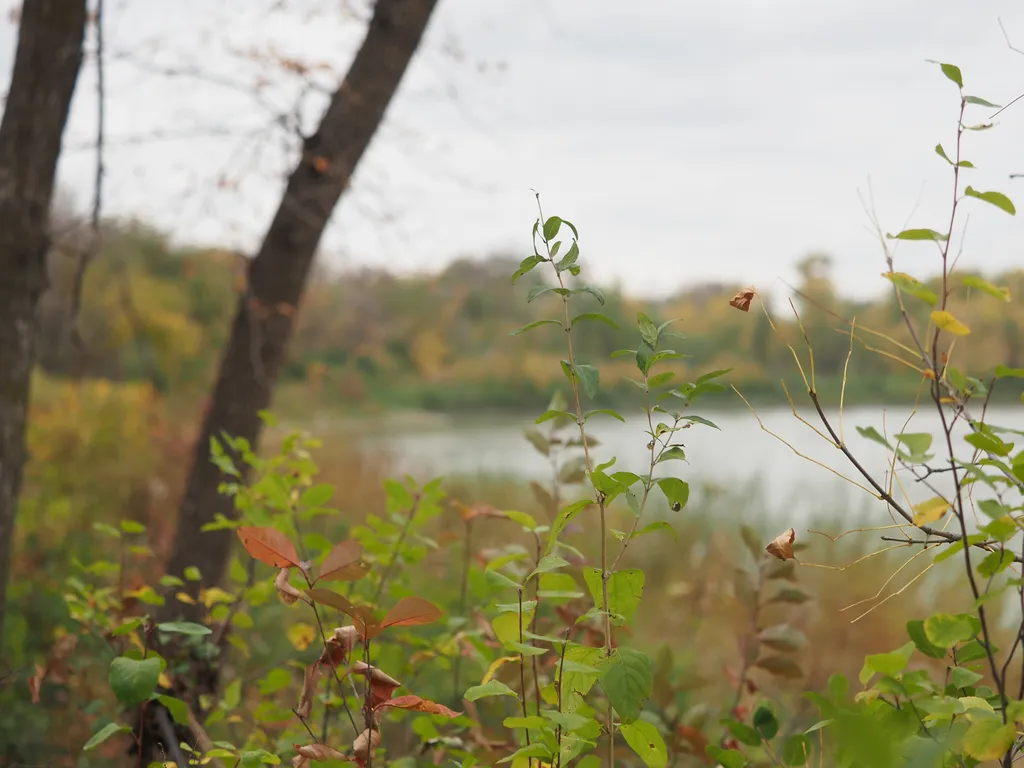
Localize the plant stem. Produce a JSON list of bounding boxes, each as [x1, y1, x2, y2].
[[372, 491, 421, 605], [534, 193, 615, 766]]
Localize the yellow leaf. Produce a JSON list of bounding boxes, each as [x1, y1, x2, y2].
[[931, 310, 971, 335], [175, 591, 196, 605], [482, 656, 518, 685], [287, 622, 317, 652], [200, 587, 235, 608], [913, 497, 950, 526], [159, 672, 173, 689]]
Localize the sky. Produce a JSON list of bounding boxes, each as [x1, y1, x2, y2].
[[2, 0, 1023, 300]]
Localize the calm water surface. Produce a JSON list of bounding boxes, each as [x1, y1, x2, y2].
[[357, 404, 1023, 525]]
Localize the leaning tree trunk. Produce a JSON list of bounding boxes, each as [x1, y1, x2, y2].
[[0, 0, 88, 645], [160, 0, 440, 611]]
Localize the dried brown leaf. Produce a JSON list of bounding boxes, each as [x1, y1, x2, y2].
[[376, 694, 460, 718], [292, 742, 349, 766], [765, 528, 796, 561], [351, 661, 401, 705], [352, 728, 381, 763], [275, 568, 303, 605], [729, 287, 755, 312], [296, 661, 324, 720]]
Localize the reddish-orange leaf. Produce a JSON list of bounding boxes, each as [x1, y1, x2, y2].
[[376, 694, 460, 718], [296, 663, 323, 720], [729, 287, 755, 312], [765, 528, 796, 561], [381, 596, 443, 630], [317, 541, 369, 584], [236, 526, 300, 568], [308, 588, 379, 637], [350, 661, 401, 706]]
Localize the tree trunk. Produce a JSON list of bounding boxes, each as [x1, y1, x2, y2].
[[0, 0, 88, 645], [160, 0, 440, 609]]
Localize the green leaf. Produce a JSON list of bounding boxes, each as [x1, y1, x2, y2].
[[935, 61, 963, 88], [934, 144, 952, 164], [656, 478, 689, 512], [965, 431, 1013, 456], [906, 620, 946, 659], [950, 666, 984, 689], [157, 694, 190, 726], [723, 720, 762, 747], [584, 408, 625, 423], [753, 706, 779, 740], [883, 272, 938, 306], [529, 555, 570, 580], [83, 722, 131, 751], [555, 241, 580, 272], [156, 621, 212, 637], [599, 647, 652, 723], [963, 718, 1015, 762], [512, 255, 545, 283], [503, 715, 547, 729], [497, 743, 553, 764], [782, 734, 810, 766], [886, 228, 948, 242], [465, 679, 518, 702], [632, 521, 676, 541], [620, 721, 668, 768], [895, 432, 933, 460], [856, 425, 893, 450], [547, 499, 591, 554], [965, 95, 1000, 108], [863, 642, 914, 679], [511, 319, 562, 336], [637, 313, 659, 349], [300, 484, 334, 507], [964, 186, 1016, 215], [924, 613, 980, 648], [962, 274, 1010, 302], [583, 568, 644, 626], [571, 286, 606, 305], [995, 364, 1024, 378], [767, 588, 811, 605], [977, 550, 1014, 577], [109, 656, 162, 707], [574, 364, 600, 399], [572, 312, 620, 330], [528, 285, 566, 303], [543, 216, 562, 241]]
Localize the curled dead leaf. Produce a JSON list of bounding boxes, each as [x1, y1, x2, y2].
[[275, 568, 303, 605], [351, 661, 401, 705], [292, 742, 349, 767], [376, 694, 460, 718], [297, 662, 324, 719], [352, 728, 381, 763], [765, 528, 796, 561], [729, 287, 756, 312]]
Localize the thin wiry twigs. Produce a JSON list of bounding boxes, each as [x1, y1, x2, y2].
[[839, 544, 939, 614]]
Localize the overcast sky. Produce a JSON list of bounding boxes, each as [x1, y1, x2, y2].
[[2, 0, 1023, 299]]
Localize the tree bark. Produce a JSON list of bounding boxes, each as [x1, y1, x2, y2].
[[0, 0, 88, 645], [160, 0, 440, 609]]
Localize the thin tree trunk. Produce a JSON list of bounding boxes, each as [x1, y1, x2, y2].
[[0, 0, 88, 645], [160, 0, 440, 610]]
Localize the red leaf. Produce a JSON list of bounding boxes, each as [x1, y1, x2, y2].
[[237, 526, 300, 568], [376, 694, 460, 718], [308, 588, 379, 637], [317, 541, 369, 583], [28, 663, 45, 704], [381, 596, 442, 630]]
